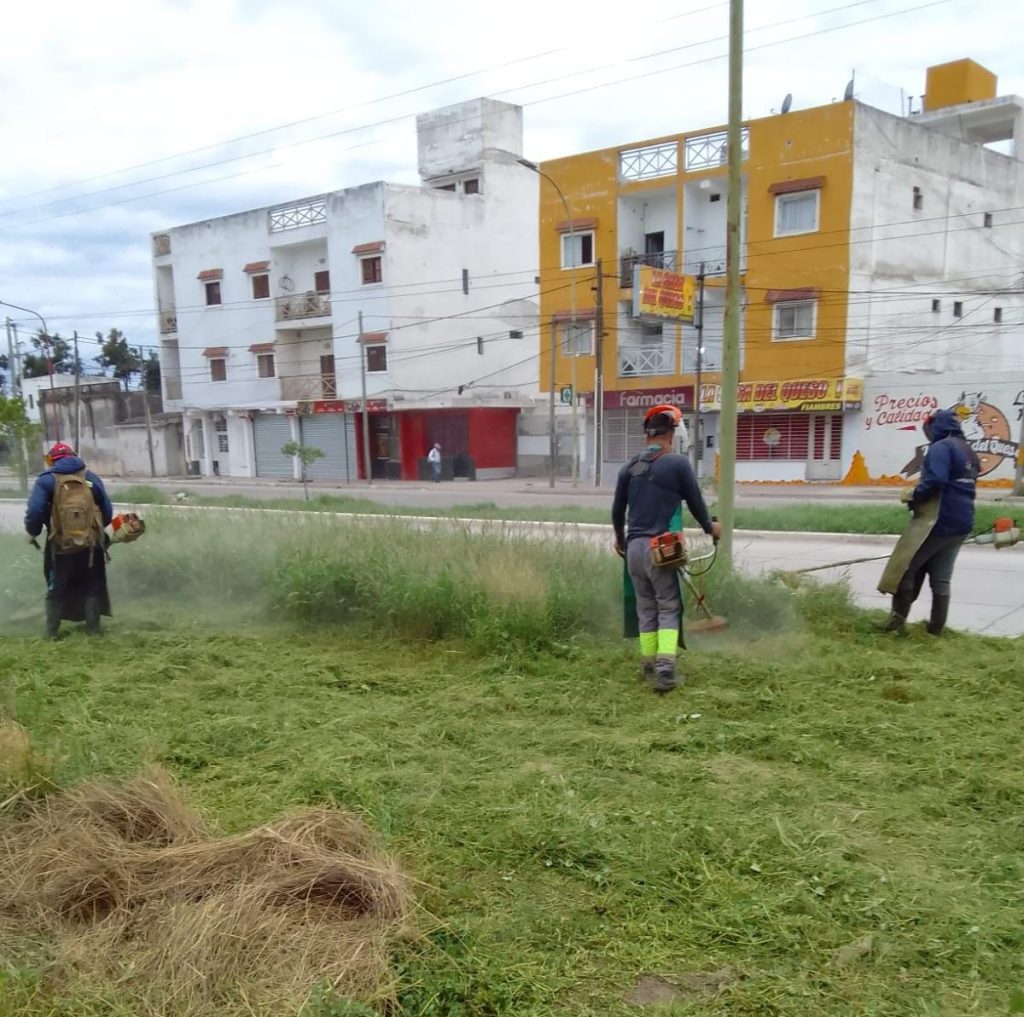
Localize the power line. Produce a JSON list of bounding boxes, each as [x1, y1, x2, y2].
[[0, 0, 945, 232]]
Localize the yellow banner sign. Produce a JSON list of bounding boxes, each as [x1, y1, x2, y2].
[[700, 377, 863, 413], [634, 266, 696, 322]]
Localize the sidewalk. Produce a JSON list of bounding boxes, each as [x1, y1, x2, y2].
[[96, 473, 1019, 506]]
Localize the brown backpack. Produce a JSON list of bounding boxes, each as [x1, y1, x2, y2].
[[50, 470, 102, 554]]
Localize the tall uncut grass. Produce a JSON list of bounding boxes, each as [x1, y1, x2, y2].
[[0, 508, 847, 646]]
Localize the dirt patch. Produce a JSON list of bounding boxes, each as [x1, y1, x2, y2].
[[0, 769, 409, 1014], [624, 968, 736, 1006], [706, 754, 787, 785]]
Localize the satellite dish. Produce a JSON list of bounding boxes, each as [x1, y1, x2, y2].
[[279, 274, 295, 292], [781, 93, 793, 114], [843, 78, 855, 102]]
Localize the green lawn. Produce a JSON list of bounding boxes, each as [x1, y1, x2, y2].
[[0, 516, 1021, 1015]]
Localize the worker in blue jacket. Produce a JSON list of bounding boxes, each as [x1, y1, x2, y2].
[[24, 442, 114, 639], [879, 408, 980, 636]]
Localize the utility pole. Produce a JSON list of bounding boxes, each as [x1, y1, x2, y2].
[[358, 311, 373, 486], [138, 346, 156, 477], [5, 318, 15, 396], [717, 0, 744, 565], [593, 258, 605, 487], [692, 265, 706, 477], [548, 315, 557, 487], [1013, 394, 1024, 496], [73, 331, 81, 452]]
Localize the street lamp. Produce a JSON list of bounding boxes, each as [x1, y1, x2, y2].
[[0, 299, 58, 440], [517, 158, 580, 489]]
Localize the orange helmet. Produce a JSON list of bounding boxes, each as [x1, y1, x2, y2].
[[643, 403, 683, 435]]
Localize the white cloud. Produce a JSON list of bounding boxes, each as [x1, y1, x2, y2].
[[1, 0, 1021, 348]]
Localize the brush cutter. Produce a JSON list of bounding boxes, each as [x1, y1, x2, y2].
[[790, 516, 1021, 576], [623, 514, 727, 639]]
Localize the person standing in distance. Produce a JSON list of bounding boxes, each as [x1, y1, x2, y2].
[[427, 443, 442, 483], [612, 405, 721, 693]]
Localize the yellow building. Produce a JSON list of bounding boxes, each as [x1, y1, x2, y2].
[[535, 58, 1016, 483]]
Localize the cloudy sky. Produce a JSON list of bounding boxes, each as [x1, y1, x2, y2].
[[1, 0, 1020, 368]]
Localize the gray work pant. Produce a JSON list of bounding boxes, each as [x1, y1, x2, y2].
[[626, 537, 682, 634], [897, 532, 964, 600]]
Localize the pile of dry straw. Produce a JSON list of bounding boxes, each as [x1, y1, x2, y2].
[[0, 738, 410, 1015]]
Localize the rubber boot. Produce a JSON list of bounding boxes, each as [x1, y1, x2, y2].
[[926, 595, 950, 637], [880, 589, 914, 633], [84, 598, 102, 636], [44, 601, 62, 641], [652, 657, 679, 695], [640, 659, 656, 684]]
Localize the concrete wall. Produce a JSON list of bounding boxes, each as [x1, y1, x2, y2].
[[847, 104, 1024, 378], [417, 98, 523, 181]]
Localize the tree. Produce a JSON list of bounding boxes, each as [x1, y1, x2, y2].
[[94, 329, 140, 391], [21, 329, 79, 378], [281, 441, 324, 501], [142, 350, 161, 393], [0, 394, 38, 494]]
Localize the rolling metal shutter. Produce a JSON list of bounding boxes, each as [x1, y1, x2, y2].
[[300, 414, 356, 482], [253, 414, 294, 478]]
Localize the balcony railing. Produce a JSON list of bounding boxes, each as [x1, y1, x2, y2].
[[279, 373, 338, 401], [684, 127, 749, 172], [681, 246, 747, 275], [618, 344, 675, 378], [619, 142, 678, 182], [164, 378, 183, 401], [159, 307, 178, 334], [275, 291, 331, 322], [619, 250, 680, 287], [268, 197, 327, 233]]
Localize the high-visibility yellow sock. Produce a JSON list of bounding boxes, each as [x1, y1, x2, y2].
[[657, 628, 678, 656], [639, 631, 658, 658]]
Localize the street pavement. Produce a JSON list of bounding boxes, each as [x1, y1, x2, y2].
[[1, 499, 1021, 638]]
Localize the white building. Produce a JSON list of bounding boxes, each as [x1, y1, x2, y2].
[[153, 98, 540, 482]]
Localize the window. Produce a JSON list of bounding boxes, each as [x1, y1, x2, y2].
[[736, 413, 810, 461], [436, 183, 456, 192], [463, 178, 480, 195], [204, 281, 222, 306], [509, 329, 523, 339], [994, 307, 1003, 324], [913, 186, 923, 211], [931, 299, 941, 313], [773, 300, 816, 340], [251, 274, 270, 300], [257, 353, 276, 378], [209, 357, 227, 382], [361, 256, 383, 285], [709, 193, 721, 203], [953, 301, 963, 318], [561, 231, 595, 269], [984, 212, 993, 228], [774, 191, 819, 236], [641, 322, 663, 341], [215, 418, 229, 454], [560, 321, 594, 356], [314, 270, 330, 294], [365, 344, 387, 373]]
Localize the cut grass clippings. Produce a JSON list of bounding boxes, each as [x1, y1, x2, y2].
[[1, 514, 1022, 1013], [0, 606, 1021, 1014]]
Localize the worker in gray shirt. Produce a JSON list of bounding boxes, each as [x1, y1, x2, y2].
[[612, 404, 721, 693]]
